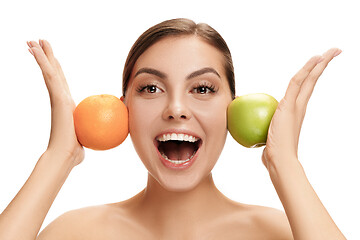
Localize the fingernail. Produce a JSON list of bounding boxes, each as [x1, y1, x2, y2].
[[28, 48, 34, 56], [27, 41, 32, 48], [333, 49, 342, 57], [39, 39, 43, 48]]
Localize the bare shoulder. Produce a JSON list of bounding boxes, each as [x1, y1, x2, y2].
[[36, 204, 137, 240], [36, 205, 106, 240], [206, 201, 293, 239], [245, 204, 293, 240]]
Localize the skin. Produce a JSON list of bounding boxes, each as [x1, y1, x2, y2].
[[0, 36, 346, 240], [124, 36, 232, 192]]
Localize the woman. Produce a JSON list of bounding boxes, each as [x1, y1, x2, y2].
[[0, 18, 345, 239]]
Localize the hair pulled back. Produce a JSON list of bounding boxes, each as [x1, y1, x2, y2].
[[122, 18, 235, 99]]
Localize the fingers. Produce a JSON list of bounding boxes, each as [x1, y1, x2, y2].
[[40, 40, 57, 66], [282, 48, 341, 145], [284, 55, 324, 104], [296, 48, 341, 109], [284, 48, 341, 107], [27, 40, 56, 78], [40, 40, 68, 89], [27, 40, 73, 100]]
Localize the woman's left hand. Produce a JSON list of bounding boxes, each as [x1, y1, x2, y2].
[[262, 48, 341, 172]]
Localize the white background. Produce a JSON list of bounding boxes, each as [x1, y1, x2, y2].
[[0, 0, 359, 238]]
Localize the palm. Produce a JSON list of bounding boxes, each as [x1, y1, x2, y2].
[[262, 48, 341, 170], [28, 40, 84, 167]]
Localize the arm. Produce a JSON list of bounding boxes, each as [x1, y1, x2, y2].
[[0, 40, 84, 240], [269, 156, 345, 239], [0, 150, 74, 240], [262, 48, 346, 239]]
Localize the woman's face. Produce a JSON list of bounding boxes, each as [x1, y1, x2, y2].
[[123, 36, 233, 191]]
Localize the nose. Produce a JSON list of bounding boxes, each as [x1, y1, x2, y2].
[[162, 96, 192, 121]]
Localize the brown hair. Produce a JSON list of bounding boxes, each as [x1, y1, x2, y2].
[[122, 18, 235, 99]]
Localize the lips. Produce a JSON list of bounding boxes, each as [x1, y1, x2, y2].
[[154, 130, 202, 169]]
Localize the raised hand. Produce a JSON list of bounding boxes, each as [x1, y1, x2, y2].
[[27, 40, 84, 167], [262, 48, 342, 170]]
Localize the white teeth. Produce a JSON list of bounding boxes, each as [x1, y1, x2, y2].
[[156, 133, 199, 142], [160, 151, 196, 164], [178, 134, 184, 141], [184, 135, 189, 141]]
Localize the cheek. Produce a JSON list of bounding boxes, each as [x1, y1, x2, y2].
[[191, 98, 229, 149], [193, 99, 228, 130], [126, 98, 164, 168], [128, 98, 163, 134], [191, 99, 229, 173]]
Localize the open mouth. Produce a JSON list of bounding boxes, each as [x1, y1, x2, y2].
[[155, 133, 202, 165]]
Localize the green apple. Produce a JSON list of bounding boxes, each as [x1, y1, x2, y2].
[[227, 93, 278, 148]]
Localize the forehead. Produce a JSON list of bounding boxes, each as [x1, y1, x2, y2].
[[132, 36, 226, 77]]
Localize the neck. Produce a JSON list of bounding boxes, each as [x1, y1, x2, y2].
[[136, 172, 229, 231]]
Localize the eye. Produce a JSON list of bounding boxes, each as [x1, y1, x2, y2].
[[136, 84, 162, 94], [192, 83, 216, 94]]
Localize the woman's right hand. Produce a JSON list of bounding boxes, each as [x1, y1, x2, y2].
[[28, 40, 84, 167]]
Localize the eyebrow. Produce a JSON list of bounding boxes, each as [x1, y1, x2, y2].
[[134, 67, 221, 80], [186, 67, 221, 80], [134, 68, 167, 79]]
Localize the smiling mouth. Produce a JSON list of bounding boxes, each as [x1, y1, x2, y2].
[[155, 133, 202, 164]]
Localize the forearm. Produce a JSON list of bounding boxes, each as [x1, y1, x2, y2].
[[269, 157, 346, 240], [0, 150, 74, 240]]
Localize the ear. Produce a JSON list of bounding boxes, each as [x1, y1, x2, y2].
[[231, 96, 239, 101], [120, 95, 129, 107]]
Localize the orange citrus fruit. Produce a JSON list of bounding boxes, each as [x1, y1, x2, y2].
[[73, 94, 128, 150]]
